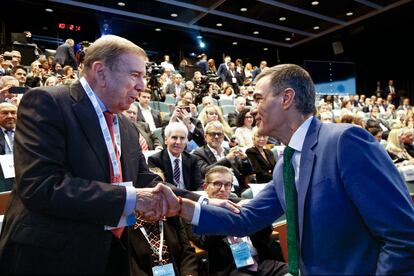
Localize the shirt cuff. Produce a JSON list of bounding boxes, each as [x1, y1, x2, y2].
[[123, 185, 136, 219], [191, 202, 202, 226]]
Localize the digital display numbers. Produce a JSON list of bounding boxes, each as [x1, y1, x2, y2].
[[58, 23, 81, 31]]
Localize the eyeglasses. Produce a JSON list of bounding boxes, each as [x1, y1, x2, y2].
[[208, 181, 232, 190], [207, 132, 224, 138]]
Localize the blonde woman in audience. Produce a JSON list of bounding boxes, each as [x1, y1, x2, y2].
[[385, 128, 414, 165], [198, 105, 233, 140]]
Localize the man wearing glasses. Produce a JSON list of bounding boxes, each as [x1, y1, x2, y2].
[[186, 166, 287, 276], [193, 121, 253, 196]]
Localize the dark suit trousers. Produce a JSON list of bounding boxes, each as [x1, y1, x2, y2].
[[229, 259, 287, 276], [105, 233, 129, 275]]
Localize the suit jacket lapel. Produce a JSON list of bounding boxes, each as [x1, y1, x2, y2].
[[0, 132, 6, 155], [205, 146, 217, 162], [162, 150, 174, 183], [118, 115, 135, 182], [70, 82, 108, 174], [297, 117, 319, 244], [182, 153, 191, 189]]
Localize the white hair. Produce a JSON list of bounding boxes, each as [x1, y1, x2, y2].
[[164, 122, 188, 138]]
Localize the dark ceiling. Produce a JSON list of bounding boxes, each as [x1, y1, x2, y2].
[[1, 0, 413, 90]]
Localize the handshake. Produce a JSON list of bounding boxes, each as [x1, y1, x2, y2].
[[135, 183, 181, 221], [134, 183, 240, 222]]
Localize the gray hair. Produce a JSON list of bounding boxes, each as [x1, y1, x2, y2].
[[204, 121, 224, 133], [256, 64, 315, 115], [164, 122, 188, 139], [83, 35, 146, 73]]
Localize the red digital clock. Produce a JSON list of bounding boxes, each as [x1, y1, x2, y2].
[[58, 23, 81, 31]]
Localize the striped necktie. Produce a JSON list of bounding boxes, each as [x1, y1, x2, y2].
[[173, 158, 180, 186]]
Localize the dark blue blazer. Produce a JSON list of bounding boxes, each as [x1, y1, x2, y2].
[[194, 117, 414, 274]]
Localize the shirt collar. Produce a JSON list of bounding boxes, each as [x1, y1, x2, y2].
[[138, 102, 151, 111], [288, 116, 313, 152], [167, 149, 182, 162], [207, 144, 224, 157]]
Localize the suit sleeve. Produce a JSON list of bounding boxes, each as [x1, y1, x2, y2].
[[14, 89, 125, 226], [339, 127, 414, 274]]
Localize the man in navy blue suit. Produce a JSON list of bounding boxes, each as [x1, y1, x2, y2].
[[161, 64, 414, 275]]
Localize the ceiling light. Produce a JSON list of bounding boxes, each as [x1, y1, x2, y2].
[[171, 13, 178, 17], [117, 2, 125, 6], [232, 42, 238, 45], [196, 35, 203, 39], [285, 37, 291, 41], [199, 42, 205, 48], [253, 31, 259, 35], [45, 8, 53, 12], [311, 1, 319, 6], [279, 17, 286, 21], [240, 8, 247, 12], [216, 23, 223, 27], [346, 12, 353, 16], [313, 26, 320, 30], [155, 28, 161, 32], [263, 48, 268, 51]]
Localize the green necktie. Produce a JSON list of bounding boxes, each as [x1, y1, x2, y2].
[[283, 146, 299, 276]]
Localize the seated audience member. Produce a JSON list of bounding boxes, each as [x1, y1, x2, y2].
[[11, 65, 28, 87], [164, 73, 184, 99], [227, 96, 247, 127], [0, 76, 19, 103], [198, 105, 233, 141], [245, 129, 276, 183], [367, 126, 386, 147], [193, 121, 254, 195], [136, 89, 164, 131], [123, 103, 163, 151], [129, 167, 198, 276], [147, 122, 203, 191], [370, 105, 391, 139], [179, 91, 198, 118], [400, 128, 414, 157], [0, 102, 17, 154], [186, 166, 287, 276], [320, 111, 334, 123], [385, 128, 414, 165], [220, 85, 236, 101], [201, 95, 214, 109], [169, 100, 206, 149], [234, 108, 256, 150]]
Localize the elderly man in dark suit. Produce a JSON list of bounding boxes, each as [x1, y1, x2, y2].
[[0, 35, 193, 275], [148, 122, 203, 191], [0, 102, 17, 192]]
